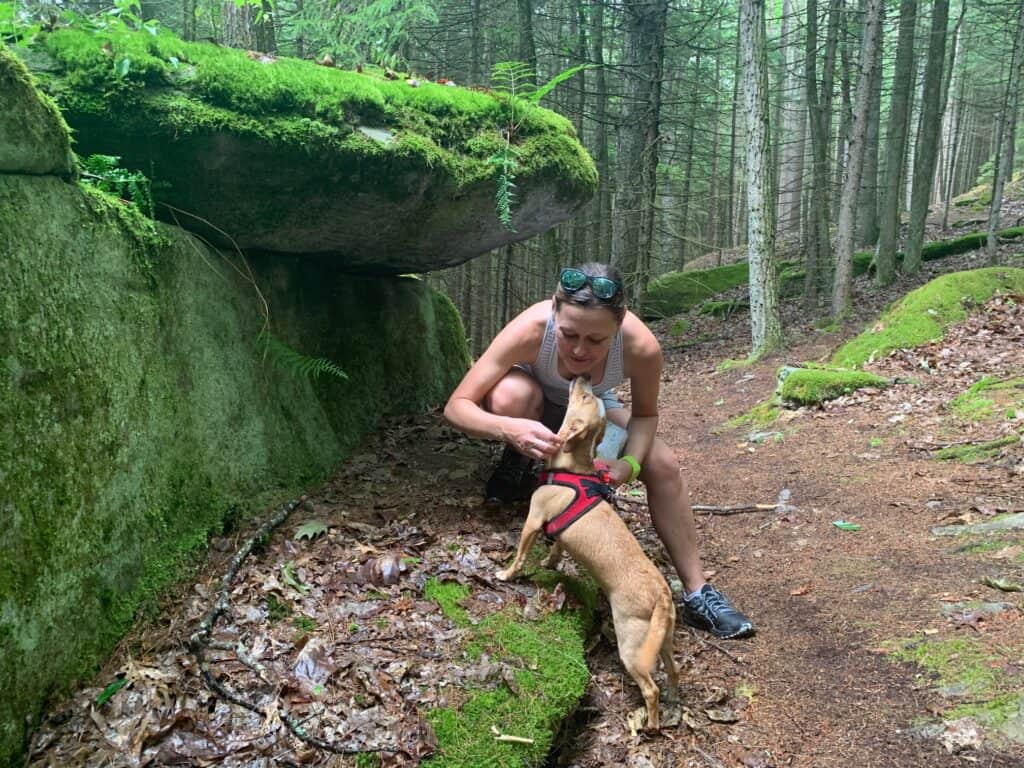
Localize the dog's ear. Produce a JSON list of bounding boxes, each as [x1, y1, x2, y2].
[[558, 417, 587, 451]]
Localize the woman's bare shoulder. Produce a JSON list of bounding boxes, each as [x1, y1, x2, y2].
[[490, 300, 551, 358], [621, 310, 661, 359]]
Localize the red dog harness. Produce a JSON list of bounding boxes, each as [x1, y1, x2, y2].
[[536, 469, 615, 538]]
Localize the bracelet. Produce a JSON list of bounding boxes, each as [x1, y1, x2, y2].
[[621, 455, 642, 483]]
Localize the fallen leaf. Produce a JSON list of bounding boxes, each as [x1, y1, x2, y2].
[[789, 584, 812, 597], [832, 520, 862, 531], [704, 706, 739, 723], [294, 519, 329, 541]]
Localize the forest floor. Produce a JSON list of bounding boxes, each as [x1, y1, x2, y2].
[[26, 224, 1024, 768]]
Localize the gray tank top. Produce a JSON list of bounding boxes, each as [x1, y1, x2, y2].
[[529, 313, 625, 406]]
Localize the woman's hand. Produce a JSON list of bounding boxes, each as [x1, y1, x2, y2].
[[504, 419, 562, 460], [594, 458, 631, 487]]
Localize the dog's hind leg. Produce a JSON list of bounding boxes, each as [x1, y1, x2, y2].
[[616, 617, 662, 730], [658, 596, 679, 702], [541, 541, 563, 569]]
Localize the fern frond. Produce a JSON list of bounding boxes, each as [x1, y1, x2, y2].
[[260, 333, 349, 382]]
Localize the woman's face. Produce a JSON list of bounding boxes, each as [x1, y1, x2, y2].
[[553, 302, 620, 377]]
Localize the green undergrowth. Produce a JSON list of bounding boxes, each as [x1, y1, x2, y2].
[[950, 376, 1024, 422], [832, 268, 1024, 369], [31, 24, 595, 195], [645, 229, 1024, 322], [421, 565, 595, 767], [888, 634, 1024, 743]]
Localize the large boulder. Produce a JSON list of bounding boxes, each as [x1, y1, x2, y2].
[[0, 45, 74, 176], [22, 27, 597, 273]]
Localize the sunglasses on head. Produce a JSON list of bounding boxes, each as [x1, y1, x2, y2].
[[559, 268, 622, 301]]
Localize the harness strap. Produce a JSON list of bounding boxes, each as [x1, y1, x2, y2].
[[537, 470, 614, 538]]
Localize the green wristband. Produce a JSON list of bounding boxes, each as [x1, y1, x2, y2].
[[621, 455, 642, 483]]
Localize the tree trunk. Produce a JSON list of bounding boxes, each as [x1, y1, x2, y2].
[[803, 0, 833, 305], [874, 0, 917, 286], [740, 0, 782, 356], [776, 0, 804, 233], [724, 29, 741, 250], [612, 0, 669, 307], [833, 0, 884, 319], [517, 0, 537, 79], [678, 48, 700, 267], [591, 0, 611, 263], [469, 0, 482, 85], [182, 0, 196, 41], [222, 0, 276, 52], [941, 19, 966, 229], [985, 0, 1024, 263], [833, 0, 853, 223], [903, 0, 949, 274], [855, 6, 884, 247], [709, 17, 723, 255]]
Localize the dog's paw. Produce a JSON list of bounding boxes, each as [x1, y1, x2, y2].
[[495, 568, 515, 582]]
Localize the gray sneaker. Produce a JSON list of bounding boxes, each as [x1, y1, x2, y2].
[[680, 584, 755, 639]]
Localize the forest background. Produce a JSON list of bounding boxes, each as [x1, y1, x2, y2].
[[9, 0, 1023, 355]]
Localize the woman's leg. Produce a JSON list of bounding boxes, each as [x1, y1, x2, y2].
[[607, 408, 754, 638], [482, 369, 544, 503]]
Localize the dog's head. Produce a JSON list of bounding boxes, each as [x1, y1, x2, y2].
[[556, 376, 607, 460]]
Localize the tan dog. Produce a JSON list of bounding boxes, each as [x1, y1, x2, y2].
[[496, 376, 679, 729]]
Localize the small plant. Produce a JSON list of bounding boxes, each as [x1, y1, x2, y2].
[[488, 60, 589, 230], [79, 154, 154, 218], [259, 331, 348, 382]]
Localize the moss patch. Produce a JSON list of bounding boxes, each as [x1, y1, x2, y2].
[[934, 434, 1022, 463], [950, 376, 1024, 422], [421, 574, 594, 767], [778, 367, 891, 406], [831, 268, 1024, 369], [642, 262, 750, 319]]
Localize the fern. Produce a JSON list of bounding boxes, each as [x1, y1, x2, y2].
[[259, 333, 348, 382], [489, 147, 520, 231], [488, 61, 590, 230], [79, 154, 154, 218]]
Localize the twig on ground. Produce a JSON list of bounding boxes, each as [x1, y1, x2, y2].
[[688, 627, 746, 665], [616, 495, 776, 516]]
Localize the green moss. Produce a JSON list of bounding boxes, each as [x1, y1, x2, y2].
[[699, 299, 747, 317], [934, 434, 1021, 463], [0, 175, 470, 764], [951, 376, 1024, 422], [721, 401, 781, 431], [421, 568, 595, 767], [423, 579, 471, 627], [32, 25, 594, 200], [778, 368, 891, 406], [642, 262, 750, 319], [890, 636, 1001, 694], [831, 268, 1024, 369], [668, 318, 691, 337]]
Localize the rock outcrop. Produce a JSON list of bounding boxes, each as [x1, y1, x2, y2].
[[21, 27, 597, 273]]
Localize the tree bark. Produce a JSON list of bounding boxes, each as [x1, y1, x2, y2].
[[874, 0, 917, 286], [903, 0, 949, 274], [855, 3, 884, 247], [612, 0, 669, 307], [833, 0, 884, 319], [724, 29, 742, 250], [740, 0, 782, 355], [590, 0, 611, 263], [517, 0, 538, 79], [985, 0, 1024, 262], [803, 0, 833, 305], [183, 0, 196, 41], [776, 0, 804, 233]]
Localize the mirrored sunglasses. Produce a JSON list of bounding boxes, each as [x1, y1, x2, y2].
[[559, 268, 622, 301]]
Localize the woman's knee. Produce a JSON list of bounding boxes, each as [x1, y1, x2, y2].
[[639, 441, 681, 490], [484, 370, 544, 419]]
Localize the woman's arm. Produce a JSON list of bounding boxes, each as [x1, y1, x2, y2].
[[443, 302, 561, 458]]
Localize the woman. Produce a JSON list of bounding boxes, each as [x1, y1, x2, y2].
[[444, 263, 754, 639]]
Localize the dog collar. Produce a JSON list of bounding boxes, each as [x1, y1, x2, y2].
[[536, 469, 614, 539]]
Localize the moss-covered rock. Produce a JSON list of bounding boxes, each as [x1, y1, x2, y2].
[[0, 45, 74, 175], [17, 26, 596, 273], [641, 262, 751, 319], [831, 267, 1024, 368], [0, 173, 470, 763], [777, 366, 892, 406]]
